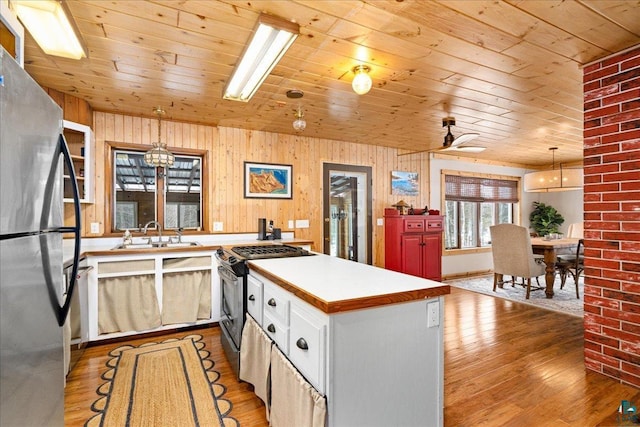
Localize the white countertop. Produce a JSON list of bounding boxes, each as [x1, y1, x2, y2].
[[248, 253, 450, 313]]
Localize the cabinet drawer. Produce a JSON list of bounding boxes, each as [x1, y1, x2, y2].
[[246, 274, 263, 325], [426, 219, 443, 231], [289, 306, 326, 394], [403, 219, 425, 232], [263, 283, 290, 325], [263, 311, 289, 354]]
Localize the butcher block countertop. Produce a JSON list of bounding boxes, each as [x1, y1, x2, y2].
[[248, 253, 450, 314], [63, 235, 313, 265]]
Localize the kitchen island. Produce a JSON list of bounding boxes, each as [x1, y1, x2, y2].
[[245, 254, 450, 427]]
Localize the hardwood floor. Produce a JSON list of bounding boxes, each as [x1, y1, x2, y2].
[[65, 288, 638, 426]]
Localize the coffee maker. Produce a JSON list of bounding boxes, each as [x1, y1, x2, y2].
[[257, 218, 281, 240]]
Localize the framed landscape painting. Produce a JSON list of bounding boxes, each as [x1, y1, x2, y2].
[[244, 162, 292, 199], [391, 171, 419, 196]]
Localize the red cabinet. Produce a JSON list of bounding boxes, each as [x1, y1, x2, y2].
[[385, 209, 443, 281]]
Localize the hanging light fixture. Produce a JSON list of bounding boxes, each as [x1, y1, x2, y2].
[[351, 65, 372, 95], [144, 107, 175, 168], [292, 105, 306, 131], [524, 147, 583, 192]]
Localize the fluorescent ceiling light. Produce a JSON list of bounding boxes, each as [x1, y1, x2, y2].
[[223, 14, 299, 102], [13, 0, 87, 60]]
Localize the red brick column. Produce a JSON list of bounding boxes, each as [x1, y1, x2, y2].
[[582, 45, 640, 388]]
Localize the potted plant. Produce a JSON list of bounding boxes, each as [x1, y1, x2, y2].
[[529, 201, 565, 237]]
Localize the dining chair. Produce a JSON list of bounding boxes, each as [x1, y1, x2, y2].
[[556, 239, 584, 299], [567, 222, 584, 238], [490, 224, 547, 299]]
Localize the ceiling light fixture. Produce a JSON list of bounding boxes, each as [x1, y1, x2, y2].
[[223, 13, 299, 102], [293, 105, 306, 131], [352, 65, 372, 95], [13, 0, 87, 60], [144, 107, 175, 168], [524, 147, 583, 192]]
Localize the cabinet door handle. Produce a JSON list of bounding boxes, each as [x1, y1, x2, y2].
[[267, 324, 276, 333], [267, 298, 277, 307], [248, 294, 255, 301], [296, 337, 309, 350]]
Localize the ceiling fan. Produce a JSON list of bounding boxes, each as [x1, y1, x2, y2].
[[438, 117, 485, 153]]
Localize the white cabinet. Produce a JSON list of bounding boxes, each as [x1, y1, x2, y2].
[[246, 274, 263, 324], [289, 303, 326, 393], [86, 251, 218, 341], [262, 281, 290, 354], [246, 267, 444, 427], [248, 271, 328, 395], [63, 120, 93, 203]]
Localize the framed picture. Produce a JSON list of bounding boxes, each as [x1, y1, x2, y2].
[[391, 171, 419, 196], [244, 162, 292, 199]]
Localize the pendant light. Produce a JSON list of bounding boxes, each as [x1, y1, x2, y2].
[[524, 147, 583, 192], [352, 65, 372, 95], [293, 105, 306, 131], [144, 107, 175, 168]]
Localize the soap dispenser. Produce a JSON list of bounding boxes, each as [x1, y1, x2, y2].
[[123, 229, 132, 246]]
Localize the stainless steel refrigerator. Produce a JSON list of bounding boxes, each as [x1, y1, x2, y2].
[[0, 48, 82, 426]]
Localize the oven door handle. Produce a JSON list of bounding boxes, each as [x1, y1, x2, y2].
[[218, 266, 238, 282]]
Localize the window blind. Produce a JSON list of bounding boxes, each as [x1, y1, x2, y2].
[[445, 175, 518, 203]]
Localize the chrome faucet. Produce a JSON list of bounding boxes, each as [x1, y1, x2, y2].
[[143, 220, 162, 243]]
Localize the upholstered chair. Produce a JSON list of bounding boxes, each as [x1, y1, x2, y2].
[[490, 224, 547, 299]]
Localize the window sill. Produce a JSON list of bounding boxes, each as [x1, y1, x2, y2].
[[444, 247, 492, 256]]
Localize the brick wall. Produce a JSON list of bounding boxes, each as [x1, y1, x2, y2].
[[582, 45, 640, 388]]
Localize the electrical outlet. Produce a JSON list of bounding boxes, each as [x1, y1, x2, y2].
[[427, 301, 439, 328], [377, 218, 384, 226], [90, 222, 100, 234], [213, 222, 223, 231], [288, 220, 294, 229]]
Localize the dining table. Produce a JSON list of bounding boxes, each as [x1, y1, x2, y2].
[[530, 237, 581, 298]]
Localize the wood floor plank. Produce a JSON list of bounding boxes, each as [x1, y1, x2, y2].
[[65, 286, 638, 426]]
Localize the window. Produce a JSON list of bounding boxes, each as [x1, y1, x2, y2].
[[444, 174, 519, 250], [108, 144, 206, 233]]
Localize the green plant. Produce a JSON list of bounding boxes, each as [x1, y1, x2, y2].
[[529, 201, 565, 236]]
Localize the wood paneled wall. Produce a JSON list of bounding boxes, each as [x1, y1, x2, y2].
[[77, 112, 431, 266]]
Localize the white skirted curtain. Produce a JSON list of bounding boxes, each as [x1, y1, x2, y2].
[[239, 315, 273, 419], [98, 275, 161, 334], [270, 346, 327, 427]]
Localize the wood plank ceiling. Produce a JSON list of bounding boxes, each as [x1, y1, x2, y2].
[[20, 0, 640, 167]]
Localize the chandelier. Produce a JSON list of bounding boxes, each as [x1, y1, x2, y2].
[[523, 147, 583, 192], [144, 107, 175, 168]]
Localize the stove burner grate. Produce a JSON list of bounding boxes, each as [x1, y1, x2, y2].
[[230, 244, 311, 259]]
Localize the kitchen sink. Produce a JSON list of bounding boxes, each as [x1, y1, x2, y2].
[[111, 241, 202, 250]]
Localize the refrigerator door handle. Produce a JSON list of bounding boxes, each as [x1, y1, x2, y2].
[[40, 134, 82, 326], [57, 134, 81, 326]]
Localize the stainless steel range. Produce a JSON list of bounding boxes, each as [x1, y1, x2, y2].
[[214, 244, 313, 378]]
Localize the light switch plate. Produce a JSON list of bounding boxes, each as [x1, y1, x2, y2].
[[288, 220, 294, 229], [90, 222, 100, 234], [295, 219, 310, 228], [377, 218, 384, 226], [213, 222, 223, 231]]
